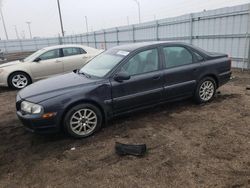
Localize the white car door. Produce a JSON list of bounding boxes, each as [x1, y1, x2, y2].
[[62, 47, 91, 72], [29, 48, 64, 80]]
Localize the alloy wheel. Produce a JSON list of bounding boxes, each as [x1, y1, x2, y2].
[[69, 108, 98, 136], [12, 74, 28, 89], [199, 80, 215, 101]]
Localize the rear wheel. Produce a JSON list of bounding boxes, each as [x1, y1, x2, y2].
[[8, 72, 31, 89], [63, 103, 102, 138], [194, 77, 216, 104]]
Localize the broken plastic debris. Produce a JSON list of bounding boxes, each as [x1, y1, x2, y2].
[[115, 142, 147, 156]]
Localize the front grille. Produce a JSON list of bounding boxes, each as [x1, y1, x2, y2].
[[16, 100, 22, 111], [16, 94, 22, 111]]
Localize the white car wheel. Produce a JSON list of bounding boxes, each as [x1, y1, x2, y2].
[[9, 72, 31, 89]]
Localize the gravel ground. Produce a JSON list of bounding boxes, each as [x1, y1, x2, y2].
[[0, 69, 249, 188]]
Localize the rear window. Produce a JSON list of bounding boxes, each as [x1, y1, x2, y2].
[[63, 47, 86, 57]]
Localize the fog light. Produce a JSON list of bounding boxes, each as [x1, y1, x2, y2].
[[42, 112, 57, 119]]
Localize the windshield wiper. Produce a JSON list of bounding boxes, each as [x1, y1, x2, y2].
[[79, 71, 91, 78]]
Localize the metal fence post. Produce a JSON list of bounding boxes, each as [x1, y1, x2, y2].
[[86, 33, 89, 46], [80, 34, 83, 44], [189, 13, 193, 44], [34, 38, 38, 50], [59, 35, 63, 45], [103, 29, 107, 50], [247, 6, 250, 69], [3, 40, 7, 53], [248, 35, 250, 69], [19, 39, 23, 52], [93, 32, 97, 48], [156, 20, 159, 41], [116, 27, 119, 46], [132, 25, 135, 43]]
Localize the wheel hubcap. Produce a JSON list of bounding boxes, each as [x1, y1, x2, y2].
[[199, 80, 214, 101], [12, 74, 28, 89], [70, 108, 97, 136]]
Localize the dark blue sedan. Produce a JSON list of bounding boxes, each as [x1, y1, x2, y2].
[[16, 42, 231, 138]]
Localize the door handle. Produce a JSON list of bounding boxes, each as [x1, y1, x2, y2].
[[152, 75, 161, 80]]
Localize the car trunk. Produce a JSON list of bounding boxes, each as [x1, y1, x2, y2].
[[206, 52, 228, 60]]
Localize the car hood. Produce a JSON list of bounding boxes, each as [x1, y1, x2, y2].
[[0, 60, 22, 68], [18, 72, 101, 103]]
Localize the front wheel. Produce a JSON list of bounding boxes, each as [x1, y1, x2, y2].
[[194, 77, 216, 104], [63, 104, 103, 138], [8, 72, 31, 89]]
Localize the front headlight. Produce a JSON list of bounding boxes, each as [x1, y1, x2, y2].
[[21, 101, 43, 114]]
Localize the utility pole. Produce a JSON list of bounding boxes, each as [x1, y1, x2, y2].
[[133, 0, 141, 24], [26, 21, 32, 39], [57, 0, 64, 37], [0, 1, 9, 40], [127, 16, 130, 25], [14, 25, 19, 39], [85, 16, 89, 33]]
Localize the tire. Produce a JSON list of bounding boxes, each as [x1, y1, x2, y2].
[[194, 77, 216, 104], [8, 72, 31, 89], [63, 103, 103, 138]]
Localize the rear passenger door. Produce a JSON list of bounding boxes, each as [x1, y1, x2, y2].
[[62, 47, 87, 72], [161, 45, 202, 99]]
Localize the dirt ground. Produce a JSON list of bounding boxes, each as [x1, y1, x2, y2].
[[0, 69, 250, 188]]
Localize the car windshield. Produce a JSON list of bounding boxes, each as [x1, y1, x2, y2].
[[22, 49, 45, 62], [79, 49, 128, 77]]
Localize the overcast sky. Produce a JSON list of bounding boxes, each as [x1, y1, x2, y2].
[[0, 0, 249, 39]]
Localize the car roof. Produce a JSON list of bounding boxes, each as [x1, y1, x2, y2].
[[111, 41, 192, 52], [42, 44, 94, 51]]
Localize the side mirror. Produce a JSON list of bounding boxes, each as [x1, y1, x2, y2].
[[34, 57, 41, 62], [73, 69, 79, 73], [114, 71, 131, 82]]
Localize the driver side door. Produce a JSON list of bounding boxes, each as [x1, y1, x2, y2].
[[29, 48, 64, 80], [110, 48, 164, 114]]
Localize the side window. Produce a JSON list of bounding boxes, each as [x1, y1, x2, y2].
[[121, 49, 159, 76], [63, 47, 86, 57], [163, 46, 193, 68], [79, 48, 87, 54], [38, 49, 60, 61]]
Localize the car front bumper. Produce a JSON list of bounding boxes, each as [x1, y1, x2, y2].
[[16, 95, 61, 133], [0, 72, 8, 87], [16, 111, 60, 133]]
